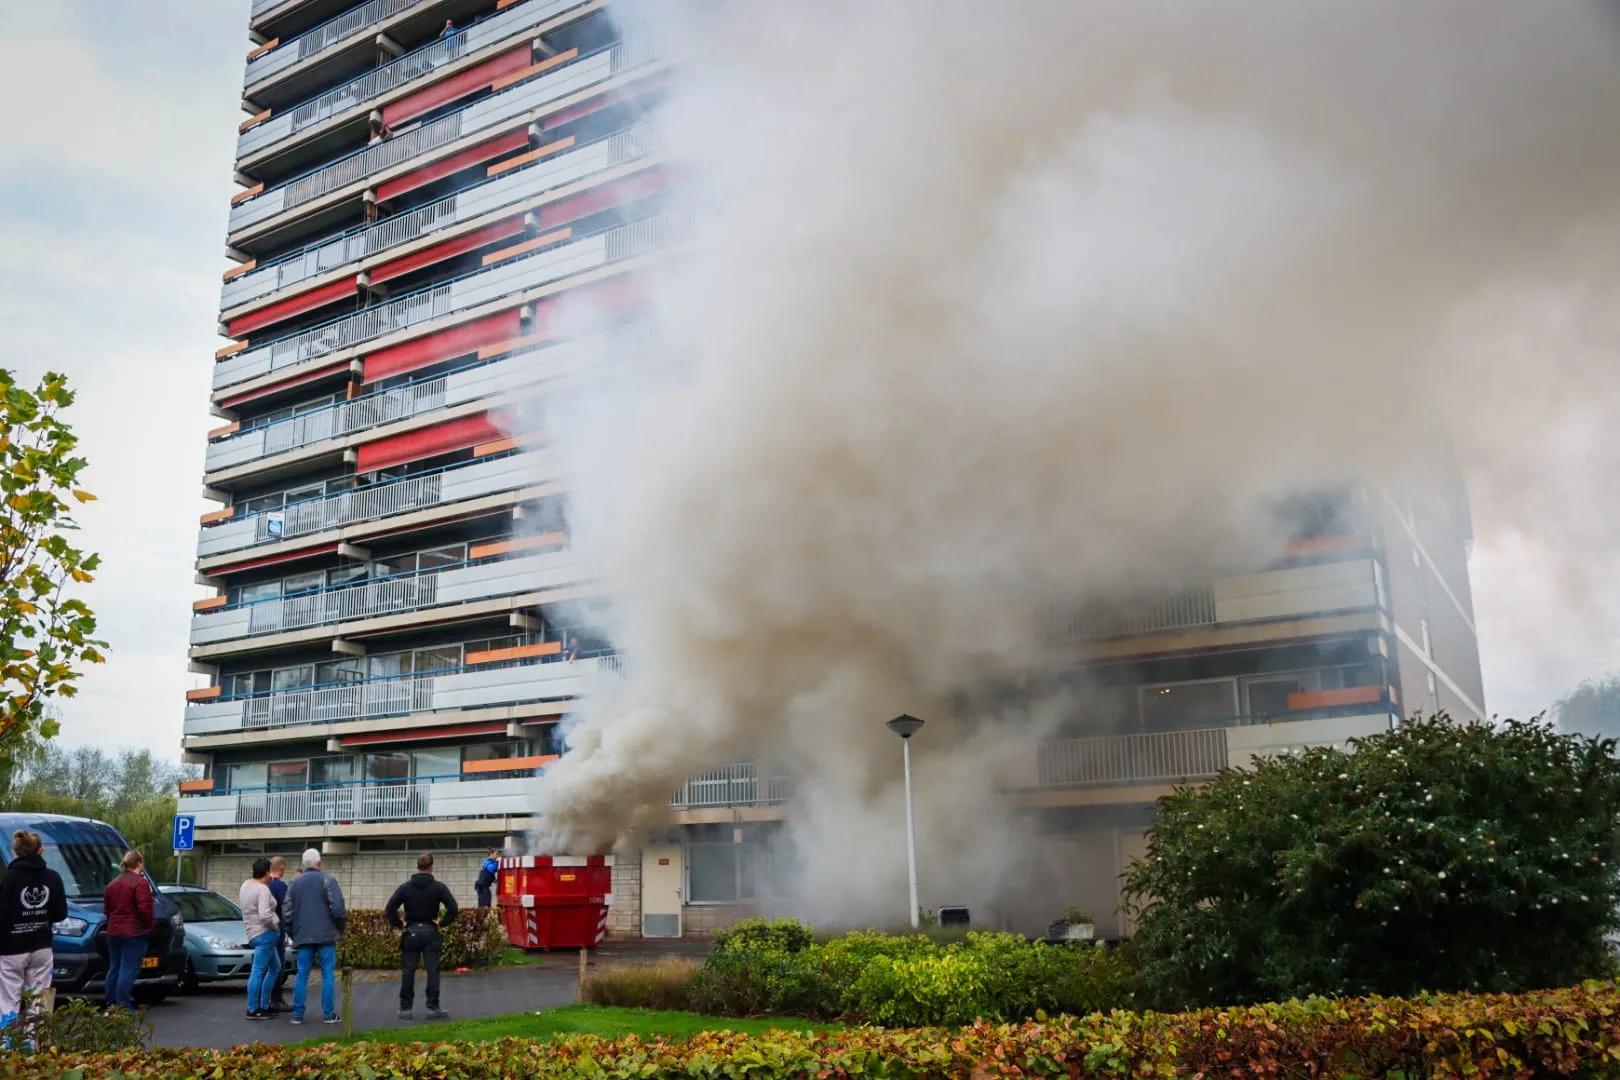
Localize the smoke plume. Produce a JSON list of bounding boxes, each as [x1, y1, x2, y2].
[[526, 1, 1620, 926]]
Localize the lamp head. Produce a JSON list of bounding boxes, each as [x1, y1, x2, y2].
[[886, 714, 924, 739]]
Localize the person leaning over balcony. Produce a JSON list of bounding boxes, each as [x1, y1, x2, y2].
[[239, 858, 280, 1021], [0, 831, 67, 1039], [385, 853, 458, 1021], [101, 851, 152, 1012], [266, 856, 290, 1010], [282, 848, 346, 1025]]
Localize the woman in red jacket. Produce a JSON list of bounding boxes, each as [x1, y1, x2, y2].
[[101, 851, 152, 1011]]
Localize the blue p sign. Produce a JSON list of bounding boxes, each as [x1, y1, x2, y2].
[[172, 815, 196, 852]]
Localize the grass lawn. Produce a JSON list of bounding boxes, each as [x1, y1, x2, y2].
[[314, 1004, 837, 1046]]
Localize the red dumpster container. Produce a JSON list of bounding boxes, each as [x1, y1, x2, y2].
[[497, 855, 614, 949]]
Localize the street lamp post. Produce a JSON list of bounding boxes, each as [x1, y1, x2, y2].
[[886, 714, 925, 929]]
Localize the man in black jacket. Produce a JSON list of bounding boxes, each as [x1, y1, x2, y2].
[[384, 853, 458, 1020], [0, 830, 68, 1036]]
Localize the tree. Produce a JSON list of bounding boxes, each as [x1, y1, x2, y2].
[[1123, 716, 1620, 1009], [0, 370, 105, 775], [1556, 674, 1620, 740]]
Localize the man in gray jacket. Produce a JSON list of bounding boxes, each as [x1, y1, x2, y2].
[[281, 848, 346, 1025]]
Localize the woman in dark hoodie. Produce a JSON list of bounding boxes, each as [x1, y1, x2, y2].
[[0, 830, 68, 1033]]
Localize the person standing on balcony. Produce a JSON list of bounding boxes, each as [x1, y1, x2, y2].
[[0, 830, 67, 1040], [385, 853, 458, 1021], [440, 19, 456, 39], [101, 851, 152, 1012], [265, 856, 290, 1010], [475, 849, 499, 909], [239, 858, 280, 1020], [282, 848, 346, 1025]]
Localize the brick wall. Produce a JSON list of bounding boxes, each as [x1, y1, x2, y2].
[[606, 855, 641, 938], [201, 851, 488, 910]]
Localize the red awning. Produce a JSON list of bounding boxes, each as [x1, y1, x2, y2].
[[381, 45, 532, 129], [376, 128, 529, 203], [226, 275, 360, 338], [533, 165, 669, 230], [355, 411, 505, 472], [340, 720, 509, 746], [361, 308, 524, 383], [369, 216, 527, 285]]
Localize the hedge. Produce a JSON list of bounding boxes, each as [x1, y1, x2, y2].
[[333, 909, 505, 970], [680, 920, 1140, 1024], [14, 982, 1620, 1078]]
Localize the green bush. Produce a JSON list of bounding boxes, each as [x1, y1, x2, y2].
[[582, 958, 701, 1010], [18, 997, 149, 1055], [1125, 716, 1620, 1009], [335, 908, 506, 970], [710, 916, 814, 955], [22, 983, 1620, 1079]]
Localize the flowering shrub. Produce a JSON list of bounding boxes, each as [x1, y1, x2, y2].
[[334, 908, 505, 970], [21, 981, 1620, 1079], [1126, 716, 1620, 1008]]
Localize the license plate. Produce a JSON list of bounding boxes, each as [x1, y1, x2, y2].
[[141, 957, 159, 970]]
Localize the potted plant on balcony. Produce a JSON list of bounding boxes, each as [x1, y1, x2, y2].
[[1057, 905, 1095, 941]]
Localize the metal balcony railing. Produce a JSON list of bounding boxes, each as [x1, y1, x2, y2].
[[226, 122, 660, 311], [217, 204, 687, 391], [233, 36, 659, 233], [1044, 586, 1219, 643], [233, 777, 437, 825], [195, 547, 571, 645], [245, 0, 428, 90], [1036, 727, 1229, 788], [671, 762, 792, 809], [241, 0, 589, 157]]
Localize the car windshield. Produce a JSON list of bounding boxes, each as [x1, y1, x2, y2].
[[168, 891, 240, 922], [29, 820, 130, 899]]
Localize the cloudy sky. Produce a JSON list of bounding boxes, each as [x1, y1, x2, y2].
[[0, 1, 1610, 762]]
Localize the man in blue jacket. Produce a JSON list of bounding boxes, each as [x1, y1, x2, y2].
[[281, 848, 346, 1025], [475, 849, 500, 909]]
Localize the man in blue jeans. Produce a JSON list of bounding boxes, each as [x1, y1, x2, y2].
[[280, 848, 346, 1025]]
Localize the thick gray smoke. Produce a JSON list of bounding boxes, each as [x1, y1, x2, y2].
[[526, 1, 1620, 925]]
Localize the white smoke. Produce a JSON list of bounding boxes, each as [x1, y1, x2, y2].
[[523, 1, 1620, 926]]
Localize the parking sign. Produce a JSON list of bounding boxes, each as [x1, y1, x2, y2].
[[172, 814, 196, 852]]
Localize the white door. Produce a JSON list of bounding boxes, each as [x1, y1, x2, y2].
[[641, 845, 683, 938]]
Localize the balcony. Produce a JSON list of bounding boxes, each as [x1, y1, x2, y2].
[[244, 0, 436, 95], [206, 322, 648, 476], [184, 653, 619, 738], [671, 762, 792, 810], [216, 206, 686, 393], [191, 548, 579, 648], [240, 0, 588, 162], [1023, 706, 1396, 791], [231, 36, 658, 238], [224, 122, 659, 317], [182, 773, 532, 829], [196, 449, 546, 560], [1046, 557, 1384, 644]]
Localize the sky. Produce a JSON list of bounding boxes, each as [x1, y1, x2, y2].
[[0, 0, 1611, 762]]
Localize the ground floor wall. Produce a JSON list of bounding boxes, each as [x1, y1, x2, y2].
[[199, 845, 501, 912]]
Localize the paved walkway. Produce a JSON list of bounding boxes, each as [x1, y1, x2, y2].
[[146, 964, 580, 1049], [143, 942, 710, 1049]]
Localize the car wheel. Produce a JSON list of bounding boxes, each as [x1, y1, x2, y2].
[[132, 986, 170, 1006], [181, 960, 200, 994]]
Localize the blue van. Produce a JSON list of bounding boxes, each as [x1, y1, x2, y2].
[[0, 813, 187, 1003]]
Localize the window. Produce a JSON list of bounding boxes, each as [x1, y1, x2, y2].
[[688, 839, 781, 903], [226, 670, 271, 697], [315, 658, 364, 684], [365, 753, 411, 782], [328, 563, 368, 587], [311, 756, 355, 786], [170, 891, 241, 922], [463, 742, 524, 765], [1242, 675, 1307, 721], [412, 645, 462, 673], [1140, 680, 1238, 731], [413, 747, 459, 779], [233, 581, 282, 606], [272, 666, 314, 692], [282, 571, 325, 596], [268, 761, 309, 788], [225, 762, 268, 791], [415, 544, 466, 572]]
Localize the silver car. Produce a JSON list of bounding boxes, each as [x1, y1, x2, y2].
[[159, 884, 292, 992]]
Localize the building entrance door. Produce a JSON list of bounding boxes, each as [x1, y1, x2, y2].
[[641, 845, 683, 938]]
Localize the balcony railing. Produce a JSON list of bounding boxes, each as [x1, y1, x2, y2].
[[217, 202, 686, 392], [241, 0, 588, 158], [197, 450, 543, 559], [183, 773, 536, 827], [184, 650, 618, 737], [1037, 728, 1230, 788], [245, 0, 430, 90], [1045, 586, 1218, 643], [226, 122, 659, 311], [191, 548, 577, 647], [671, 762, 792, 809], [232, 36, 659, 234], [207, 320, 652, 474]]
